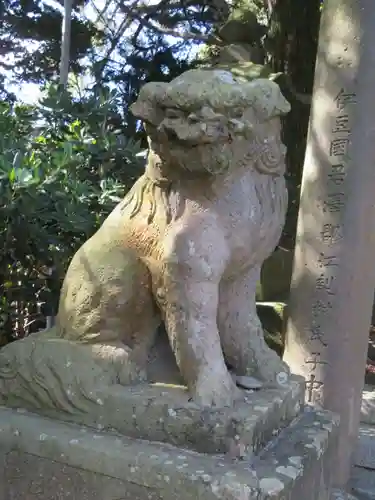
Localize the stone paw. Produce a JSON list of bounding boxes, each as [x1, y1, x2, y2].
[[193, 369, 241, 408]]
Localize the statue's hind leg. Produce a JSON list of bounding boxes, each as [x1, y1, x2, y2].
[[56, 251, 161, 382]]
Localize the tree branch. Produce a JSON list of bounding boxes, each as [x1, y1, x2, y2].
[[91, 0, 117, 35], [121, 0, 209, 16], [94, 15, 133, 79], [120, 2, 223, 44]]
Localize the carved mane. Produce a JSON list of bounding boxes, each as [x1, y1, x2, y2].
[[120, 174, 174, 224]]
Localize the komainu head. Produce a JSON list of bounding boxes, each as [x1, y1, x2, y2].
[[130, 68, 291, 177]]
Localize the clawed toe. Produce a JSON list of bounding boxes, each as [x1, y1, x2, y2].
[[193, 371, 240, 408]]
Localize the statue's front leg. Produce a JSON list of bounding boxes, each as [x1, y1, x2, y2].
[[159, 230, 240, 408], [218, 266, 290, 387]]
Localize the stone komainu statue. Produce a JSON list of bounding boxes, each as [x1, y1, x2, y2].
[[0, 68, 291, 412]]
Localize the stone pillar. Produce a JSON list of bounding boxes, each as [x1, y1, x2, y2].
[[283, 0, 375, 488]]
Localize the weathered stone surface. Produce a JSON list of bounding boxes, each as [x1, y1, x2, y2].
[[350, 422, 375, 499], [0, 405, 339, 500], [350, 420, 375, 498], [350, 467, 375, 500], [354, 424, 375, 470], [3, 452, 162, 500], [283, 0, 375, 487], [0, 376, 304, 456], [0, 67, 291, 413], [361, 387, 375, 425], [253, 407, 340, 500], [331, 489, 359, 500]]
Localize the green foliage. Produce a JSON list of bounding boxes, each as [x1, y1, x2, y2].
[[1, 0, 102, 83], [0, 87, 143, 343], [0, 0, 215, 137], [0, 0, 324, 343]]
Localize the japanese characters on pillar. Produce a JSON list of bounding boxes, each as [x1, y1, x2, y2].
[[305, 88, 357, 404]]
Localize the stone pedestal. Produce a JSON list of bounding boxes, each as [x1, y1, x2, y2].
[[352, 393, 375, 499], [283, 0, 375, 488], [0, 378, 340, 500], [7, 377, 303, 457]]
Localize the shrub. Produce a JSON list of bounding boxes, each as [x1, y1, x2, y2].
[[0, 86, 143, 344]]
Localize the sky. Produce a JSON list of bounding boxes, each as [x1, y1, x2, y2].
[[6, 0, 61, 103], [6, 0, 123, 104], [6, 0, 201, 104]]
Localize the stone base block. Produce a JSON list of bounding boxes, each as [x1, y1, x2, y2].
[[330, 489, 359, 500], [361, 386, 375, 425], [4, 376, 304, 457], [354, 424, 375, 470], [0, 405, 339, 500], [349, 466, 375, 499], [352, 423, 375, 499]]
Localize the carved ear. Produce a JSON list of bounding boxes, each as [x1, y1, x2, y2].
[[247, 78, 291, 122], [130, 100, 164, 127], [130, 81, 168, 126], [252, 135, 287, 176]]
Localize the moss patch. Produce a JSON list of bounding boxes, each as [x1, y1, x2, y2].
[[257, 301, 288, 357]]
